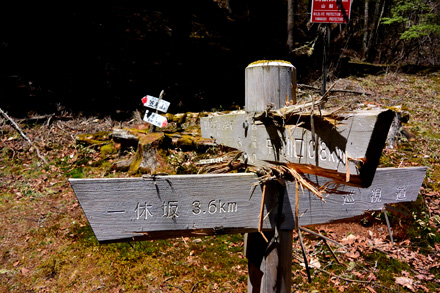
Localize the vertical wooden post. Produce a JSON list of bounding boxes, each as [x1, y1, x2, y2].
[[245, 60, 296, 112], [244, 60, 296, 292]]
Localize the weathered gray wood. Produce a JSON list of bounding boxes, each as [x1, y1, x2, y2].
[[293, 166, 427, 226], [245, 61, 296, 112], [244, 60, 296, 293], [70, 173, 269, 242], [69, 167, 426, 243], [201, 107, 394, 186], [245, 231, 293, 293]]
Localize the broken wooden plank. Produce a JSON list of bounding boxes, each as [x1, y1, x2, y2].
[[200, 107, 394, 187], [69, 167, 426, 243], [293, 166, 427, 226]]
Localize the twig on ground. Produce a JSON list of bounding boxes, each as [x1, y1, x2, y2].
[[0, 107, 48, 165], [299, 226, 345, 247], [298, 83, 371, 96], [298, 228, 312, 283], [314, 267, 373, 284], [190, 281, 204, 293]]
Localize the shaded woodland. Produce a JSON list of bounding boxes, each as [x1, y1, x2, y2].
[[0, 0, 439, 117]]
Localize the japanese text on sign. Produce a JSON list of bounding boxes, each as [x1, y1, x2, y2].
[[142, 95, 170, 113], [311, 0, 352, 23], [133, 199, 238, 221], [143, 110, 168, 128]]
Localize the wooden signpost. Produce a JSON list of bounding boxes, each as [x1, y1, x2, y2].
[[70, 61, 427, 292], [70, 168, 426, 242], [142, 91, 169, 128]]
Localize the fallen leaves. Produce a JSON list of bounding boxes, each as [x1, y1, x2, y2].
[[20, 267, 29, 275], [293, 217, 440, 292], [395, 276, 415, 292]]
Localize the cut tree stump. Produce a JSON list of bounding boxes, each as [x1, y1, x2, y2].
[[109, 125, 215, 174], [128, 132, 171, 175]]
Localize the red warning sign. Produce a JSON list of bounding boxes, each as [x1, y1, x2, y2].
[[311, 0, 352, 23]]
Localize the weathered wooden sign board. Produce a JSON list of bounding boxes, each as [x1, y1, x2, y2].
[[69, 167, 426, 243], [201, 107, 394, 187]]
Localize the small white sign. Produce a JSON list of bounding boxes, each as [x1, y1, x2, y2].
[[197, 157, 226, 165], [142, 95, 170, 113], [143, 110, 168, 128]]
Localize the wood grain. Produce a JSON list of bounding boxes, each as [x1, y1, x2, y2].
[[245, 61, 295, 112], [69, 167, 426, 242], [201, 108, 394, 186]]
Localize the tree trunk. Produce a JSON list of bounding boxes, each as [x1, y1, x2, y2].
[[365, 0, 386, 62], [286, 0, 295, 53], [362, 0, 370, 60]]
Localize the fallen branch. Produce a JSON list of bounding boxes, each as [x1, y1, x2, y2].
[[314, 267, 373, 284], [299, 226, 345, 248], [0, 108, 49, 165], [298, 83, 371, 96]]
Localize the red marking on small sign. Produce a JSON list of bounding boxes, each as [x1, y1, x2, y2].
[[161, 121, 167, 128], [141, 96, 147, 105]]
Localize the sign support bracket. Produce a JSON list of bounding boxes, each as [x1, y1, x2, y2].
[[149, 89, 165, 133]]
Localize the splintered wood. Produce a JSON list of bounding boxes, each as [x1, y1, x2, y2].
[[201, 106, 395, 188]]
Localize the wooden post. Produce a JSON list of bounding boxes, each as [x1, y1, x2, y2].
[[244, 60, 295, 292], [245, 60, 296, 112]]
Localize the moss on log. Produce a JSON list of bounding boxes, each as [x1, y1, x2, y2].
[[128, 132, 172, 175], [76, 131, 111, 146]]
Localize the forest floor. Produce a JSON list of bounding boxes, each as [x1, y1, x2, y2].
[[1, 71, 440, 292]]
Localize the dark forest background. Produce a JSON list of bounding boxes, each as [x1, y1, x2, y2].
[[1, 0, 439, 118]]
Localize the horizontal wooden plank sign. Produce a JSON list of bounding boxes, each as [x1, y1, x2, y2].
[[70, 173, 266, 242], [293, 166, 427, 226], [69, 167, 426, 243], [201, 107, 394, 187]]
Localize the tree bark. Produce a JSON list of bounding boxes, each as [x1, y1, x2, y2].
[[365, 0, 386, 62], [362, 0, 370, 60], [286, 0, 295, 53]]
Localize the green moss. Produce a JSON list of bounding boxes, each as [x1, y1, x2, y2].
[[128, 149, 143, 175], [66, 167, 86, 178], [76, 131, 111, 146], [123, 127, 149, 135], [248, 60, 292, 66], [364, 251, 412, 282], [138, 132, 165, 145], [100, 143, 116, 157], [384, 105, 409, 112], [166, 113, 187, 124], [127, 133, 168, 175], [178, 135, 196, 146]]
